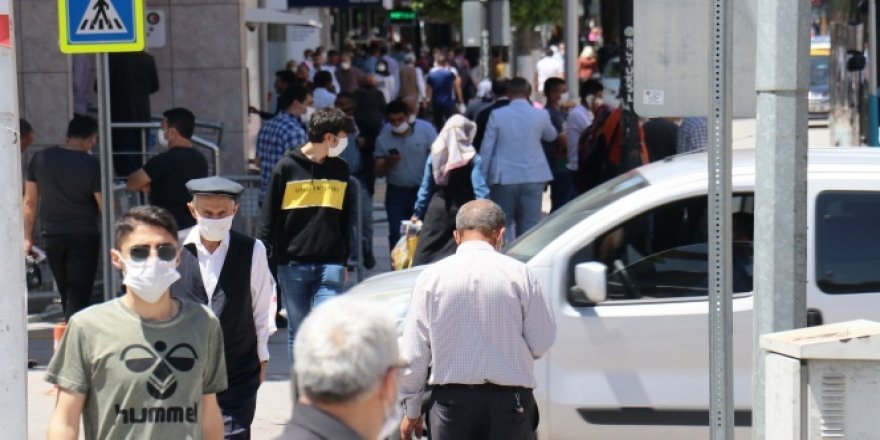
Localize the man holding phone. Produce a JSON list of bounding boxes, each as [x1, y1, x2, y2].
[[374, 100, 437, 252]]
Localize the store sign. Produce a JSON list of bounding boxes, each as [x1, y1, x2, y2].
[[288, 0, 380, 7], [388, 9, 416, 25]]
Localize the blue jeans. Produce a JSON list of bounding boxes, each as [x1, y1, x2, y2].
[[549, 171, 575, 212], [385, 184, 419, 251], [490, 182, 545, 244], [276, 263, 346, 362]]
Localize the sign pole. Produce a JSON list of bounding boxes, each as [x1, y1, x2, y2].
[[751, 0, 810, 438], [96, 53, 117, 301], [0, 0, 28, 436], [708, 0, 734, 438], [618, 0, 641, 172]]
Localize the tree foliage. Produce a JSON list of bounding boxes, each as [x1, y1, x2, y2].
[[413, 0, 564, 29]]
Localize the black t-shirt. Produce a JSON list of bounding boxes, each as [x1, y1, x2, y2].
[[143, 146, 209, 229], [27, 147, 101, 235]]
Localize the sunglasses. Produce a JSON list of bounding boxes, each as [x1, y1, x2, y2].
[[127, 244, 178, 262]]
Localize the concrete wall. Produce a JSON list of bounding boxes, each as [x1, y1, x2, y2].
[[13, 0, 249, 175], [146, 0, 248, 174], [14, 0, 71, 149]]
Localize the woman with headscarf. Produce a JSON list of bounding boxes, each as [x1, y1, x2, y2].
[[410, 115, 490, 265], [374, 59, 398, 103]]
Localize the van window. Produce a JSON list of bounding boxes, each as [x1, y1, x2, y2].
[[570, 194, 755, 301], [505, 172, 648, 262], [816, 192, 880, 294]]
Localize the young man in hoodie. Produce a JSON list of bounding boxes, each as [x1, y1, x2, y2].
[[258, 107, 356, 362]]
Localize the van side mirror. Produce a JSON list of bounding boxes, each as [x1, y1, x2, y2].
[[568, 262, 608, 306]]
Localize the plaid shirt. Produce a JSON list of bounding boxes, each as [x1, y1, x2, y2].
[[676, 117, 708, 153], [256, 112, 307, 198]]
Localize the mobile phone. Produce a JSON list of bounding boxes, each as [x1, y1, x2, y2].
[[389, 148, 400, 156]]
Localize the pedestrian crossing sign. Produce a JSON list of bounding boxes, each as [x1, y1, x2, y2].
[[57, 0, 144, 53]]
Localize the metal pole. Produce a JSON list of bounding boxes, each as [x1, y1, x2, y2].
[[0, 0, 28, 436], [480, 0, 490, 80], [97, 53, 117, 302], [751, 0, 810, 438], [868, 0, 878, 146], [708, 0, 734, 438], [564, 0, 579, 90], [618, 0, 641, 172]]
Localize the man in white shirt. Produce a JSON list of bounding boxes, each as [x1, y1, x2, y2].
[[172, 176, 278, 439], [398, 200, 556, 440], [534, 47, 564, 94]]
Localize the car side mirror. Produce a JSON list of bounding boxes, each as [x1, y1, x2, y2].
[[568, 262, 608, 306]]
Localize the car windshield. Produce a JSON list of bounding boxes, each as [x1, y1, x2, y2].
[[811, 56, 830, 88], [504, 172, 649, 262]]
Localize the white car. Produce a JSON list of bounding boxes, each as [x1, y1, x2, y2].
[[350, 148, 880, 439]]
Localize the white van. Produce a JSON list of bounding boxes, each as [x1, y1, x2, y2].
[[350, 148, 880, 439]]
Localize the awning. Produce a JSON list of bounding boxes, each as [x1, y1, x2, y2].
[[243, 8, 323, 28]]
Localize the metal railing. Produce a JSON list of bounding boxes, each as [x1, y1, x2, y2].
[[109, 121, 222, 176]]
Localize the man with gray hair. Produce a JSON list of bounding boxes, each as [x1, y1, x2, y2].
[[399, 199, 557, 440], [286, 296, 402, 440]]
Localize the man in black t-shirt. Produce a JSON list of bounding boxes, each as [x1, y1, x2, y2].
[[23, 116, 102, 321], [127, 108, 209, 233]]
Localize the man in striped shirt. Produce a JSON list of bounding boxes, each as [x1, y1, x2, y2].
[[398, 200, 557, 440]]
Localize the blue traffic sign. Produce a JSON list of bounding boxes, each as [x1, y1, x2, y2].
[[57, 0, 144, 53]]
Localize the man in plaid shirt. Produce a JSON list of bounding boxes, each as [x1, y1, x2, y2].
[[676, 117, 708, 154], [256, 86, 313, 201]]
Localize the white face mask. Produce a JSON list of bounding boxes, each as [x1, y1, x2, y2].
[[118, 254, 180, 304], [560, 92, 571, 102], [302, 107, 316, 125], [156, 129, 169, 147], [378, 388, 403, 440], [407, 114, 417, 124], [340, 61, 352, 70], [198, 215, 234, 242], [391, 121, 410, 134], [329, 136, 348, 157]]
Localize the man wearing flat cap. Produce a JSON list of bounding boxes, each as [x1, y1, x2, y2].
[[171, 176, 278, 440]]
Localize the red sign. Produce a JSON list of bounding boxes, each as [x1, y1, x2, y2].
[[0, 15, 10, 48]]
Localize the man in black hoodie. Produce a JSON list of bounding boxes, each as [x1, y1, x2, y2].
[[258, 107, 356, 362]]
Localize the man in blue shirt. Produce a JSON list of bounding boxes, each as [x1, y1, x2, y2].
[[256, 86, 312, 201], [480, 77, 558, 243], [375, 100, 438, 251], [425, 53, 462, 131]]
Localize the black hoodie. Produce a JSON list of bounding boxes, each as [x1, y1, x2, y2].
[[258, 146, 352, 265]]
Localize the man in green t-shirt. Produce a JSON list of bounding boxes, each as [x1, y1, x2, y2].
[[46, 205, 227, 440]]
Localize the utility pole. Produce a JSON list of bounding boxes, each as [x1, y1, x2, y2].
[[751, 0, 810, 439], [0, 0, 29, 437], [618, 0, 641, 172], [96, 53, 117, 301], [564, 0, 579, 90], [868, 0, 878, 146]]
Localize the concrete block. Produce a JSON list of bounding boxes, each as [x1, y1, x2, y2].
[[169, 4, 243, 70], [172, 68, 246, 134], [19, 0, 67, 73], [22, 72, 70, 147], [151, 69, 174, 115]]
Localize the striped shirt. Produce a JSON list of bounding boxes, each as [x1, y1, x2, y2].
[[256, 112, 307, 200], [398, 240, 557, 418]]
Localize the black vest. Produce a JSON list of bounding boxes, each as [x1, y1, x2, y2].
[[172, 231, 261, 425]]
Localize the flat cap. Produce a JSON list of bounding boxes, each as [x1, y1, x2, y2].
[[186, 176, 244, 199]]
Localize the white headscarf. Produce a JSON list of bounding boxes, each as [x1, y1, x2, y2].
[[431, 115, 477, 186]]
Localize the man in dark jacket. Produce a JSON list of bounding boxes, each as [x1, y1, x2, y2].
[[258, 107, 356, 362]]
